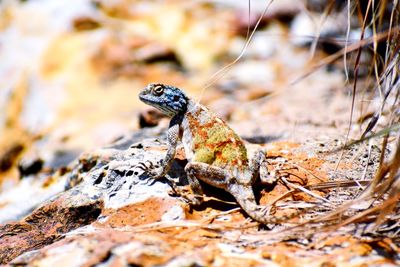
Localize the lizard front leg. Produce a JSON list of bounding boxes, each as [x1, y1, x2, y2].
[[138, 115, 181, 179]]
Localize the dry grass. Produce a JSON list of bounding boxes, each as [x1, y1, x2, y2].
[[290, 0, 400, 240]]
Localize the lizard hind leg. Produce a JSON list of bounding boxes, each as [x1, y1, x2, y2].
[[162, 162, 207, 206], [249, 148, 274, 185], [185, 162, 298, 224], [184, 161, 236, 205], [182, 169, 204, 206], [185, 162, 233, 190], [185, 162, 264, 221], [229, 182, 298, 225]]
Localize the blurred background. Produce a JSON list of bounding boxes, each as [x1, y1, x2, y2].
[[0, 0, 398, 192]]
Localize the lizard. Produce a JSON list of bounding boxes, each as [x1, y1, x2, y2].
[[138, 83, 297, 224]]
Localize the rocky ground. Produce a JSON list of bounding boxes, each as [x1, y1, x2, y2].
[[0, 0, 399, 266]]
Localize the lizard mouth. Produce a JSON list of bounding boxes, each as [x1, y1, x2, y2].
[[139, 93, 168, 114], [138, 93, 154, 105]]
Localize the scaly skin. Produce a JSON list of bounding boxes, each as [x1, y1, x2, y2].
[[138, 83, 296, 224]]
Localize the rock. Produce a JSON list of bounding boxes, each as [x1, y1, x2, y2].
[[0, 184, 103, 264], [72, 16, 101, 31], [0, 143, 24, 172], [18, 153, 44, 177], [0, 128, 184, 264], [138, 108, 167, 128], [91, 35, 182, 79]]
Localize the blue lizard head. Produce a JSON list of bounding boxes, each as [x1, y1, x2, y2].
[[139, 83, 188, 117]]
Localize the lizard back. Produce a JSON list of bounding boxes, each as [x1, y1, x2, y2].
[[181, 100, 249, 171]]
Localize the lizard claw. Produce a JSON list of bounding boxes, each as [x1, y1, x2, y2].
[[144, 177, 157, 185], [137, 160, 164, 180], [259, 205, 275, 216], [136, 163, 146, 171], [137, 160, 154, 170]]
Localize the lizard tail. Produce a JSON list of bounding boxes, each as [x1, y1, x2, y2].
[[230, 183, 301, 224]]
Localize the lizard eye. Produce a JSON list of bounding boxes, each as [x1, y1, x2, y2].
[[152, 85, 164, 96]]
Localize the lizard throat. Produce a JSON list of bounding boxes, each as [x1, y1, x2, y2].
[[139, 95, 187, 117]]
